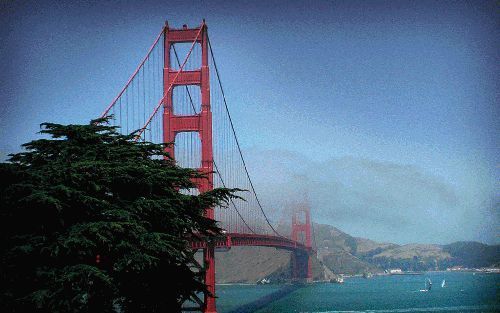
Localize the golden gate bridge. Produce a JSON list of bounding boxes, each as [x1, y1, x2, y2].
[[99, 20, 313, 313]]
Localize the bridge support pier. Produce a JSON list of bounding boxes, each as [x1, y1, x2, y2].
[[291, 206, 313, 282], [291, 250, 312, 282], [203, 246, 217, 313]]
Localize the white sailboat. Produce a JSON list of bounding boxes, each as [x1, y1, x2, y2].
[[419, 278, 432, 292], [441, 279, 446, 288]]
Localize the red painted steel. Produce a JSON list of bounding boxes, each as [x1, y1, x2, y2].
[[163, 21, 216, 313], [100, 27, 166, 118], [291, 206, 313, 282], [135, 25, 202, 140], [168, 70, 202, 85], [191, 233, 312, 252], [97, 19, 318, 313]]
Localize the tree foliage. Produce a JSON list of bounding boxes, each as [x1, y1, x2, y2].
[[0, 118, 235, 312]]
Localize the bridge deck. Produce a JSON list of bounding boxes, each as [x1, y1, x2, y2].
[[191, 233, 311, 252]]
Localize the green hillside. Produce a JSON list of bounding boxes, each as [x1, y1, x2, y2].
[[212, 223, 500, 283]]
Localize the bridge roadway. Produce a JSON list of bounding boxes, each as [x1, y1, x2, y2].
[[191, 233, 312, 253]]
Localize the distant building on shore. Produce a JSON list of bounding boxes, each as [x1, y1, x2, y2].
[[388, 269, 403, 274]]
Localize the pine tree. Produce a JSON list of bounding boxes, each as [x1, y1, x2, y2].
[[0, 118, 235, 312]]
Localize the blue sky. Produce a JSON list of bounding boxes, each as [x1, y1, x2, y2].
[[1, 0, 498, 244]]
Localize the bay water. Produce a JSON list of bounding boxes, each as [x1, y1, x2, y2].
[[215, 272, 499, 313]]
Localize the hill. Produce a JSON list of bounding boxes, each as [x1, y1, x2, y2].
[[211, 223, 500, 283], [442, 241, 500, 268], [363, 241, 499, 271]]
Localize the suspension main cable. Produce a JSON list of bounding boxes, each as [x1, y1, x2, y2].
[[101, 27, 166, 118], [212, 161, 256, 234], [172, 45, 256, 235], [135, 26, 203, 140], [207, 34, 284, 238]]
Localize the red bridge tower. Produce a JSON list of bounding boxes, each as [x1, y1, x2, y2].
[[291, 206, 313, 282], [163, 21, 216, 313]]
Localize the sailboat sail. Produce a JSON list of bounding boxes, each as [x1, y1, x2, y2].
[[441, 279, 446, 287], [426, 278, 432, 291]]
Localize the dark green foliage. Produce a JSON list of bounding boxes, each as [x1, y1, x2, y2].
[[443, 241, 500, 268], [0, 118, 236, 312]]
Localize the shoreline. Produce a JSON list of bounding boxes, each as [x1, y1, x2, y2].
[[216, 270, 500, 286]]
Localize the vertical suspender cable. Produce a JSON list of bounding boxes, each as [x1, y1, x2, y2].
[[207, 35, 283, 238]]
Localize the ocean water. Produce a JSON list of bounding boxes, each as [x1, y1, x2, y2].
[[215, 272, 499, 313]]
